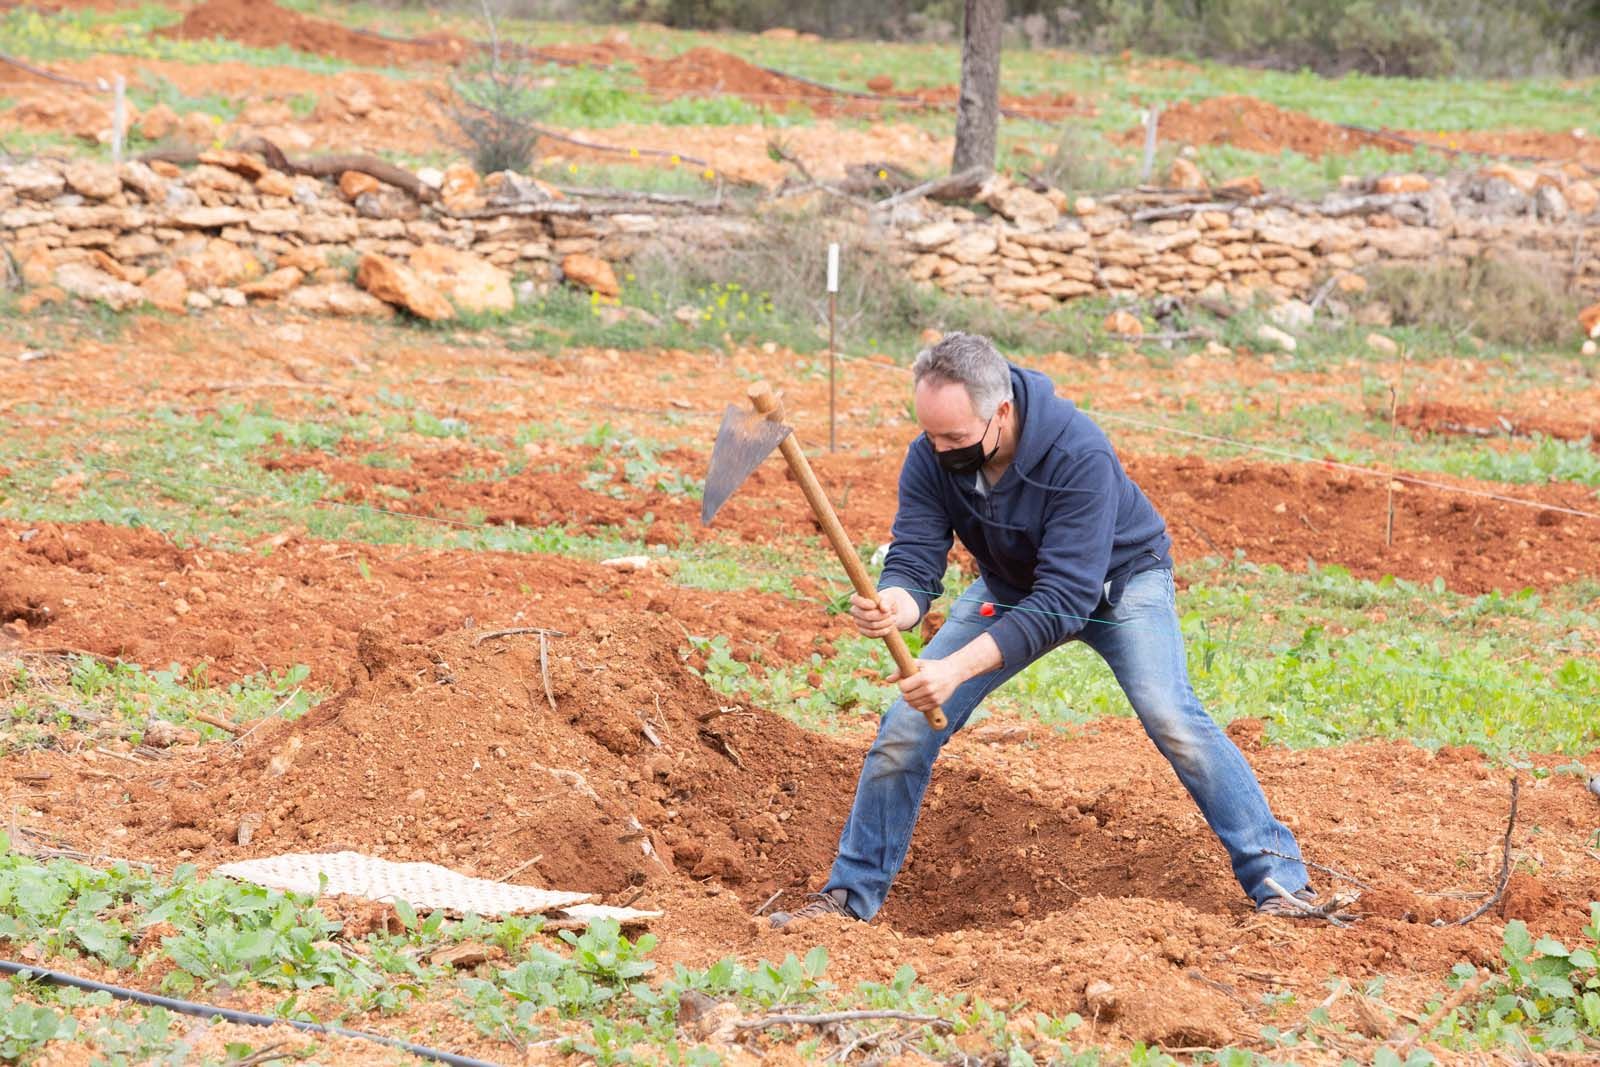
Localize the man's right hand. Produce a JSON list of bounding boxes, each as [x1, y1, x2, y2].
[[850, 588, 919, 638]]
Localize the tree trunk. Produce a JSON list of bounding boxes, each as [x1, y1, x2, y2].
[[951, 0, 1003, 176]]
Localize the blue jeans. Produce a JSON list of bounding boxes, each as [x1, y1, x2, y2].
[[826, 568, 1309, 919]]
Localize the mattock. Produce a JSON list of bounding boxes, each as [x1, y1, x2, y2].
[[701, 380, 946, 731]]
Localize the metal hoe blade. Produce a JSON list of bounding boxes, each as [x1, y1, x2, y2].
[[701, 404, 792, 525]]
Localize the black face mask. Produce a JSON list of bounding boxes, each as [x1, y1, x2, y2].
[[934, 413, 998, 475]]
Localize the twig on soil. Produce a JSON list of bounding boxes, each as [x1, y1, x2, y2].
[[539, 632, 556, 713], [752, 887, 785, 918], [473, 627, 562, 711], [227, 1041, 293, 1067], [1441, 776, 1519, 927], [472, 626, 567, 645], [736, 1010, 951, 1032], [496, 854, 543, 883], [1389, 968, 1490, 1055], [1263, 877, 1354, 927], [193, 712, 240, 735], [1260, 848, 1375, 891]]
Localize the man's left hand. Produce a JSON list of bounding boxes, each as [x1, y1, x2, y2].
[[893, 657, 965, 715]]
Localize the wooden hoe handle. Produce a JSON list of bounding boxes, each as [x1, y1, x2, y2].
[[747, 382, 947, 731]]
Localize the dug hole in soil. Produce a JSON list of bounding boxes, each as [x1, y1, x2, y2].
[[30, 605, 1588, 1043]]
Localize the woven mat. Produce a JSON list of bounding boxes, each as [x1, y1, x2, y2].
[[215, 851, 659, 924]]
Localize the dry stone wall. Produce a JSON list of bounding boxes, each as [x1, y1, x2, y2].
[[3, 151, 1598, 322]]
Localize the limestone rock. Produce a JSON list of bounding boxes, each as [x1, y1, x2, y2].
[[19, 246, 54, 287], [1535, 185, 1568, 220], [287, 283, 397, 318], [177, 239, 263, 288], [440, 162, 482, 212], [1255, 323, 1297, 352], [1167, 157, 1207, 191], [948, 230, 999, 265], [179, 110, 219, 146], [1365, 332, 1399, 355], [1363, 227, 1442, 260], [16, 286, 65, 314], [55, 262, 144, 311], [6, 162, 66, 201], [136, 104, 178, 141], [238, 267, 305, 300], [1579, 302, 1600, 339], [1103, 309, 1143, 336], [1268, 299, 1313, 332], [1480, 163, 1538, 194], [64, 162, 120, 200], [987, 185, 1059, 232], [90, 251, 143, 284], [357, 253, 454, 320], [340, 170, 382, 200], [410, 244, 512, 314], [140, 267, 189, 313], [200, 149, 268, 181], [117, 161, 166, 203], [1566, 181, 1599, 216], [173, 206, 250, 229], [256, 171, 296, 198], [906, 220, 959, 250], [1218, 175, 1263, 198], [560, 252, 620, 298], [1375, 173, 1430, 195]]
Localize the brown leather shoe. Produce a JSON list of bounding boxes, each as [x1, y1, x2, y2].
[[769, 889, 856, 931]]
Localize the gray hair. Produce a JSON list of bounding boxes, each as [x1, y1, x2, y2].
[[910, 332, 1013, 418]]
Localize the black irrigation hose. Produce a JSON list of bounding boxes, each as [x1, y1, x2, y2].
[[0, 959, 505, 1067]]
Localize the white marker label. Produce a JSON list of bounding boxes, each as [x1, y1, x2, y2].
[[827, 243, 839, 294]]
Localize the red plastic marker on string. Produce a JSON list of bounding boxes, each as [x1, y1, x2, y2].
[[979, 601, 996, 617]]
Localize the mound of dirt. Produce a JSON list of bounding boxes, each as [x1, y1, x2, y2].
[[123, 616, 858, 896], [640, 47, 836, 109], [1146, 95, 1397, 159], [157, 0, 469, 67]]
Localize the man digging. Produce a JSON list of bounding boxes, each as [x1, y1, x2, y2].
[[770, 332, 1316, 929]]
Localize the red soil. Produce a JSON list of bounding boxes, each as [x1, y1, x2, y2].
[[156, 0, 470, 67]]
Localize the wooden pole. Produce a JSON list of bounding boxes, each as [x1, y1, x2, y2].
[[747, 381, 945, 730]]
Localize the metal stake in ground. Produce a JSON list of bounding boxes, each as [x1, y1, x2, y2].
[[701, 380, 946, 730], [827, 242, 839, 453]]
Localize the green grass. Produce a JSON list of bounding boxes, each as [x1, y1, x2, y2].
[[695, 556, 1600, 757], [0, 844, 1095, 1065], [3, 841, 1595, 1064], [0, 402, 832, 598], [3, 654, 312, 754]]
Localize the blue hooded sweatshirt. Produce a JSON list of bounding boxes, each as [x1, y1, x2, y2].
[[877, 363, 1172, 668]]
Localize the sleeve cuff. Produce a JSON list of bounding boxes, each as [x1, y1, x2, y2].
[[989, 620, 1029, 669]]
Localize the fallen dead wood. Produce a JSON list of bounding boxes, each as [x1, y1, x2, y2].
[[1440, 776, 1520, 927], [0, 52, 99, 90], [140, 137, 436, 202], [448, 199, 726, 219], [871, 165, 989, 211], [1389, 967, 1490, 1055]]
